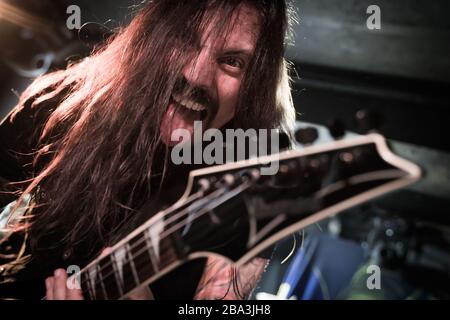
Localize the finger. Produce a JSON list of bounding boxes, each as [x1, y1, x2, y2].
[[53, 269, 67, 300], [65, 272, 84, 300], [45, 277, 54, 300], [66, 285, 84, 300]]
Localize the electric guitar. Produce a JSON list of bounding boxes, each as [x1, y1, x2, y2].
[[58, 133, 421, 299]]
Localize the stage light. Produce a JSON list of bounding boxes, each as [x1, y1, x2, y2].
[[0, 0, 50, 33]]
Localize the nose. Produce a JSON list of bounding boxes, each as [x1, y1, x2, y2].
[[182, 47, 215, 91]]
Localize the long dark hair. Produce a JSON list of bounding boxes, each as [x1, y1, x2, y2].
[[7, 0, 296, 264]]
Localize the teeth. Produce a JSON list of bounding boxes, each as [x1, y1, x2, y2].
[[173, 94, 206, 112]]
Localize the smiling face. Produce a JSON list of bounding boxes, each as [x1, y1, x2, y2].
[[160, 5, 261, 146]]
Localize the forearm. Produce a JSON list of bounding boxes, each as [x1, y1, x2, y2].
[[194, 256, 268, 300]]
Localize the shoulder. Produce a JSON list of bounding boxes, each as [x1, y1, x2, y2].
[[0, 71, 73, 182]]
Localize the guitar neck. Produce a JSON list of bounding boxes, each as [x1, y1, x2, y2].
[[76, 226, 183, 300]]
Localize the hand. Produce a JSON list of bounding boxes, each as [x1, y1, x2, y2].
[[45, 248, 154, 300], [45, 268, 83, 300]]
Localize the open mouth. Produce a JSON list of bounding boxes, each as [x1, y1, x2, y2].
[[160, 94, 210, 146], [171, 94, 209, 121]]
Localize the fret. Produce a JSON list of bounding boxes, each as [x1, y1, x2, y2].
[[129, 233, 156, 283], [143, 230, 160, 273], [87, 265, 105, 300], [126, 243, 140, 287], [78, 231, 187, 299], [86, 266, 97, 299], [99, 255, 121, 300], [96, 263, 108, 300], [157, 236, 180, 270], [78, 229, 185, 299], [111, 255, 124, 298], [114, 245, 139, 294], [80, 270, 94, 300]]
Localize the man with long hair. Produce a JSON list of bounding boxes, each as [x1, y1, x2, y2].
[[0, 0, 296, 299]]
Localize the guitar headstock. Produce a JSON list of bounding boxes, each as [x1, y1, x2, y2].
[[169, 133, 421, 265]]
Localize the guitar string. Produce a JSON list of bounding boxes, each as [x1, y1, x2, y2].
[[73, 169, 398, 298], [165, 167, 401, 247], [158, 185, 228, 229], [80, 184, 249, 299], [77, 181, 251, 298], [73, 186, 215, 285], [76, 172, 255, 291], [84, 181, 252, 297], [76, 168, 395, 298], [96, 168, 403, 298], [95, 203, 245, 299]]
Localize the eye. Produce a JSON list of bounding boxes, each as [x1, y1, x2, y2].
[[219, 56, 245, 71]]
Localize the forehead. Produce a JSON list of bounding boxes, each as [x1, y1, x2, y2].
[[201, 5, 261, 53]]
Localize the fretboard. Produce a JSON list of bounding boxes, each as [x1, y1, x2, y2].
[[76, 228, 181, 300]]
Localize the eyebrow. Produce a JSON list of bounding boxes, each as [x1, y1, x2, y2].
[[221, 48, 254, 58]]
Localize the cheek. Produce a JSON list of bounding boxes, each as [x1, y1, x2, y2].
[[215, 76, 242, 123]]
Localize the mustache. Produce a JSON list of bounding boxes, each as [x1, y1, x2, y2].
[[173, 77, 218, 114]]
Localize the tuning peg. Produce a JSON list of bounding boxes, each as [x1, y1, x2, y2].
[[327, 119, 346, 140], [197, 178, 211, 191], [220, 174, 236, 186], [242, 169, 261, 182], [294, 127, 318, 145], [355, 109, 383, 133]]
